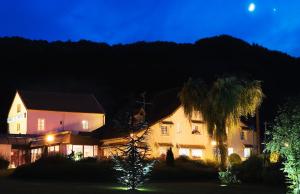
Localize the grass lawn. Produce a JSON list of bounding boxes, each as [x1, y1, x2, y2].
[[0, 179, 285, 194]]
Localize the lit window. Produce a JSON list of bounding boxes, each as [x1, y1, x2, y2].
[[179, 148, 190, 157], [82, 120, 89, 130], [38, 119, 45, 131], [84, 145, 94, 158], [191, 149, 203, 158], [67, 144, 73, 155], [73, 145, 83, 160], [94, 146, 98, 156], [244, 148, 251, 158], [55, 145, 60, 152], [240, 131, 245, 140], [17, 104, 21, 113], [161, 125, 168, 135], [159, 147, 167, 156], [228, 147, 234, 156]]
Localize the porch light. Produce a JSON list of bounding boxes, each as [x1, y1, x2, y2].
[[46, 134, 54, 143], [211, 140, 217, 146]]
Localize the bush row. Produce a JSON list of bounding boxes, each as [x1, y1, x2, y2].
[[11, 155, 218, 182]]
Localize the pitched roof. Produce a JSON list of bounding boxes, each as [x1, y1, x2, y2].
[[17, 90, 105, 114], [96, 88, 181, 139], [147, 88, 181, 125]]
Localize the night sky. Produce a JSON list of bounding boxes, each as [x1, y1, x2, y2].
[[0, 0, 299, 56]]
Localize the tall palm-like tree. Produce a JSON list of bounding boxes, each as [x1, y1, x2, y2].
[[179, 76, 263, 169]]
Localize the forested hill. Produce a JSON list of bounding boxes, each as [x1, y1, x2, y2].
[[0, 35, 299, 133]]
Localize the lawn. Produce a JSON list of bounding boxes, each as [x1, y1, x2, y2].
[[0, 179, 285, 194]]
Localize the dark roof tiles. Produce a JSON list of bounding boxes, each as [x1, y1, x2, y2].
[[18, 90, 105, 114]]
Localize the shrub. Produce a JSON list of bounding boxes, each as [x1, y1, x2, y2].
[[34, 154, 73, 165], [166, 148, 174, 166], [262, 162, 285, 185], [0, 156, 9, 170], [175, 155, 190, 163], [77, 157, 98, 163], [11, 157, 116, 182], [219, 168, 240, 185], [232, 155, 264, 183], [228, 153, 242, 166], [266, 97, 300, 194], [151, 158, 218, 181]]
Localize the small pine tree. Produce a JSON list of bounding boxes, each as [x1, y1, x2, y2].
[[166, 147, 174, 166], [112, 128, 155, 190]]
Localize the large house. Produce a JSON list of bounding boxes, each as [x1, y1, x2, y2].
[[99, 89, 258, 161], [0, 89, 258, 167], [2, 90, 105, 167]]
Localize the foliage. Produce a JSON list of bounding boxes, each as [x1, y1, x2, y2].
[[232, 155, 264, 182], [112, 129, 155, 190], [266, 97, 300, 194], [166, 148, 175, 166], [219, 168, 240, 185], [151, 159, 218, 181], [179, 76, 263, 169], [77, 157, 98, 163], [34, 154, 73, 165], [11, 157, 115, 182], [228, 153, 242, 166], [0, 156, 9, 170]]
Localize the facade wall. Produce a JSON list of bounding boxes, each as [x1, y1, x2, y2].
[[26, 110, 105, 134], [0, 144, 12, 161], [101, 106, 258, 161], [8, 93, 28, 134]]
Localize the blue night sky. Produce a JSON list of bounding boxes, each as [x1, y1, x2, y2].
[[0, 0, 299, 56]]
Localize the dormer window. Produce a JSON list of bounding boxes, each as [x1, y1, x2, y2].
[[82, 120, 89, 130], [17, 104, 21, 113], [161, 125, 168, 135]]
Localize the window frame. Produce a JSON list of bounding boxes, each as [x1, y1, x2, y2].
[[160, 125, 169, 135], [82, 120, 89, 130], [37, 118, 45, 131]]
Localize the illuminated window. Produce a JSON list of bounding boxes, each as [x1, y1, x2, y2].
[[67, 144, 73, 155], [94, 146, 98, 156], [17, 104, 21, 113], [84, 145, 94, 157], [244, 148, 251, 158], [31, 148, 42, 162], [159, 147, 167, 156], [228, 147, 234, 156], [191, 149, 203, 158], [179, 148, 190, 157], [161, 125, 168, 135], [38, 119, 45, 131], [82, 120, 89, 130]]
